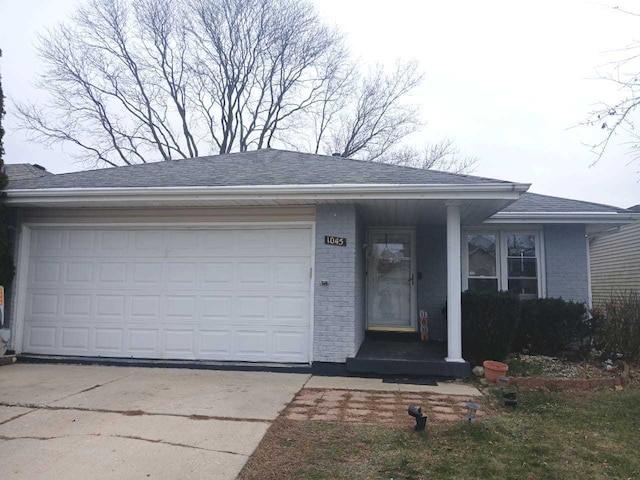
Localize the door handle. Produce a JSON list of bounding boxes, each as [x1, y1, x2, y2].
[[408, 274, 414, 285]]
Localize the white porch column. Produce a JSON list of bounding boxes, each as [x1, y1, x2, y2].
[[446, 202, 464, 363]]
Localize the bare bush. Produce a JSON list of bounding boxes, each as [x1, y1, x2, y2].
[[593, 289, 640, 359]]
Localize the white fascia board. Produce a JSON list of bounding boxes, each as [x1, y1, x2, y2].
[[486, 211, 640, 224], [5, 182, 531, 206]]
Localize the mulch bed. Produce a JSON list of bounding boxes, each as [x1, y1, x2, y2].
[[513, 354, 638, 379], [505, 354, 638, 390], [283, 388, 493, 425]]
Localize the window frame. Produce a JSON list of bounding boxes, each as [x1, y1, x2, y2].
[[465, 232, 501, 291], [462, 226, 546, 298]]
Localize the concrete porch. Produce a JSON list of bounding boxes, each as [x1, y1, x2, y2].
[[346, 333, 470, 377]]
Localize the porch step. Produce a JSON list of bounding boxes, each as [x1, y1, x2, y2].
[[345, 357, 470, 377]]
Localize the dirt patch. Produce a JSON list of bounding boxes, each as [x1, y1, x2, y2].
[[282, 388, 494, 426]]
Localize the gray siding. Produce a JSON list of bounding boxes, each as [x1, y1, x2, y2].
[[314, 204, 359, 362], [417, 225, 448, 342], [590, 221, 640, 306], [544, 224, 589, 303]]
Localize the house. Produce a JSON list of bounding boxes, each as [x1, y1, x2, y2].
[[589, 205, 640, 306], [2, 149, 637, 376]]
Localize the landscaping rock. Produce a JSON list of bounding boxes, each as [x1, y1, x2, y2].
[[472, 366, 484, 377]]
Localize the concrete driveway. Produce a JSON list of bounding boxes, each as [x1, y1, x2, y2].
[[0, 364, 309, 479]]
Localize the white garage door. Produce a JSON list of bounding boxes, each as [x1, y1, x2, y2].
[[22, 226, 312, 363]]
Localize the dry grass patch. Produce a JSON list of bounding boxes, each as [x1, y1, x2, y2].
[[240, 387, 640, 480]]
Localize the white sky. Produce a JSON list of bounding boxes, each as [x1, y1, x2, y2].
[[1, 0, 639, 208]]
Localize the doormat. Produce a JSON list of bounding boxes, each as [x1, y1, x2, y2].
[[382, 377, 437, 386]]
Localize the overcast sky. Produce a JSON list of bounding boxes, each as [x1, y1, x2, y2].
[[1, 0, 639, 208]]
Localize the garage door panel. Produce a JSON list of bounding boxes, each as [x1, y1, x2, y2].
[[166, 231, 199, 251], [272, 296, 307, 322], [33, 229, 64, 253], [29, 293, 59, 316], [60, 327, 90, 350], [94, 328, 124, 353], [23, 226, 312, 363], [133, 262, 163, 285], [97, 262, 127, 284], [32, 261, 62, 283], [235, 330, 269, 358], [202, 262, 234, 285], [66, 262, 94, 283], [130, 295, 161, 318], [133, 231, 162, 252], [128, 329, 160, 355], [163, 329, 195, 358], [201, 296, 232, 319], [99, 230, 129, 251], [274, 262, 308, 287], [273, 229, 311, 255], [236, 296, 269, 320], [68, 230, 95, 250], [96, 295, 126, 318], [198, 330, 232, 356], [273, 331, 308, 359], [165, 295, 197, 318], [203, 230, 234, 251], [237, 262, 270, 286], [63, 294, 92, 317], [237, 230, 270, 252], [26, 326, 57, 349]]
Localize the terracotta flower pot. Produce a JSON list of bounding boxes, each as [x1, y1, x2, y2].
[[483, 360, 509, 383]]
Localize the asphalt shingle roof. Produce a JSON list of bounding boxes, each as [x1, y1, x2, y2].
[[6, 149, 512, 190], [4, 163, 53, 181], [503, 192, 628, 214]]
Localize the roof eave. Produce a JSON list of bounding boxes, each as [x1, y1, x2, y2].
[[5, 182, 531, 207], [486, 211, 640, 224]]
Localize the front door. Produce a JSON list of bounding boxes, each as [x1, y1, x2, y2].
[[366, 228, 417, 331]]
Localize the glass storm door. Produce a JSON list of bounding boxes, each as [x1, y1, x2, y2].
[[367, 229, 416, 331]]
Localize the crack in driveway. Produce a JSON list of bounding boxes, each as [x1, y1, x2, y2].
[[49, 370, 139, 404], [0, 408, 38, 427], [0, 401, 271, 423], [0, 433, 248, 456]]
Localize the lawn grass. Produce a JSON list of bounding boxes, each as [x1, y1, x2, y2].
[[239, 387, 640, 480]]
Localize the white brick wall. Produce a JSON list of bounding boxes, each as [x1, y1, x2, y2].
[[313, 204, 359, 362], [544, 224, 589, 303]]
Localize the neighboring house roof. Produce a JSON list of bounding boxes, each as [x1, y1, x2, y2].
[[3, 163, 52, 181], [503, 192, 629, 214], [6, 149, 513, 190], [486, 192, 638, 231]]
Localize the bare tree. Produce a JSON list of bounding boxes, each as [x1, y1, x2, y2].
[[583, 6, 640, 166], [378, 139, 479, 174], [326, 61, 423, 161], [16, 0, 472, 172]]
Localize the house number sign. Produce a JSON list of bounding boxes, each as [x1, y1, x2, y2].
[[325, 235, 347, 247]]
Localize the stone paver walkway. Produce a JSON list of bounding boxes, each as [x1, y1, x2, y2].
[[284, 388, 491, 426]]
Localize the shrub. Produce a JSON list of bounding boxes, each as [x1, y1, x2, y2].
[[461, 290, 521, 366], [595, 290, 640, 359], [514, 298, 590, 356]]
